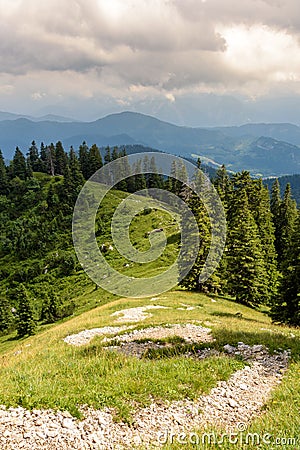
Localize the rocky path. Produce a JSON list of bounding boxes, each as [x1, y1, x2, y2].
[[0, 330, 290, 450], [63, 325, 134, 346]]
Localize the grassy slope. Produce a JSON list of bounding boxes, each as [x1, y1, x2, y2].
[[0, 182, 181, 349], [1, 180, 300, 448], [0, 290, 299, 448]]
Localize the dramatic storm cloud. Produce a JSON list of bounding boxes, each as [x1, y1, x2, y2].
[[0, 0, 300, 122]]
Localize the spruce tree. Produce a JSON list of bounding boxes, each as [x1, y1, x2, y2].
[[26, 160, 33, 179], [55, 141, 68, 175], [276, 183, 297, 265], [15, 284, 36, 337], [133, 159, 146, 191], [270, 178, 281, 220], [27, 141, 41, 172], [213, 164, 232, 210], [114, 150, 129, 191], [39, 142, 48, 173], [104, 146, 111, 164], [12, 147, 27, 180], [0, 296, 13, 333], [46, 183, 59, 210], [46, 144, 56, 176], [270, 178, 282, 256], [271, 211, 300, 325], [0, 149, 8, 195], [231, 171, 257, 209], [88, 144, 103, 177], [251, 180, 279, 303], [41, 289, 61, 323], [227, 189, 268, 306], [179, 167, 212, 292], [167, 160, 180, 194], [62, 147, 85, 207], [148, 156, 163, 189], [79, 141, 90, 179], [111, 146, 119, 161]]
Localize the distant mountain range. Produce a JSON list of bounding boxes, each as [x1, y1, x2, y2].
[[1, 111, 300, 177], [0, 111, 77, 122]]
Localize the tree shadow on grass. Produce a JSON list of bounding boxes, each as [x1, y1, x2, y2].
[[210, 311, 259, 322], [5, 334, 20, 342], [166, 232, 181, 245]]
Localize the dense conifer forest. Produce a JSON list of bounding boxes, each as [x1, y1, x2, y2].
[[0, 140, 299, 339]]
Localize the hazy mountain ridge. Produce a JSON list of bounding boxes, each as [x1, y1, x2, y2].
[[214, 123, 300, 147], [0, 111, 76, 123], [1, 111, 300, 176]]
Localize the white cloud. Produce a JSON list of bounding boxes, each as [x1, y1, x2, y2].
[[31, 92, 46, 100], [0, 83, 14, 95], [0, 0, 300, 115], [218, 25, 300, 87], [165, 93, 176, 103]]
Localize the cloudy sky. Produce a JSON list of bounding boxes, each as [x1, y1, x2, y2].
[[1, 0, 300, 124]]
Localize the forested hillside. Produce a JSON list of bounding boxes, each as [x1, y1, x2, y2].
[[264, 174, 300, 205], [0, 140, 299, 342], [2, 112, 300, 176]]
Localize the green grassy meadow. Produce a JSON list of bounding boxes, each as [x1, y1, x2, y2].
[[0, 290, 299, 448], [1, 182, 300, 448]]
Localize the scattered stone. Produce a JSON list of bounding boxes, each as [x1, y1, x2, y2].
[[23, 433, 31, 439], [228, 398, 239, 408], [111, 305, 169, 322], [0, 336, 290, 449], [45, 429, 59, 438], [223, 344, 235, 354], [103, 323, 213, 357], [63, 326, 134, 346], [62, 418, 75, 429]]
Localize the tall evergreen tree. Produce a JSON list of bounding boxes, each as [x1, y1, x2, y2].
[[143, 155, 150, 187], [27, 141, 41, 172], [133, 159, 146, 191], [0, 296, 13, 333], [62, 147, 85, 207], [148, 156, 163, 189], [41, 289, 61, 323], [180, 168, 212, 292], [111, 146, 119, 161], [25, 159, 33, 179], [88, 144, 103, 176], [55, 141, 68, 175], [166, 160, 178, 193], [46, 183, 59, 210], [270, 178, 282, 256], [15, 284, 36, 337], [0, 149, 8, 195], [210, 165, 233, 293], [270, 178, 281, 220], [227, 189, 268, 306], [114, 150, 129, 191], [78, 141, 90, 179], [252, 180, 279, 302], [12, 147, 27, 180], [46, 144, 55, 176], [213, 164, 232, 210], [104, 146, 111, 164], [271, 211, 300, 325], [39, 142, 48, 173], [276, 183, 297, 265]]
